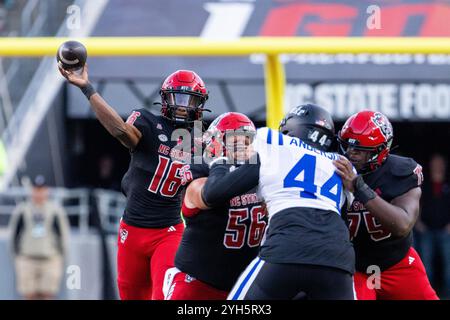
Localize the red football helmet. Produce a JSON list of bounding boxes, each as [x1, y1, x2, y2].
[[203, 112, 256, 160], [337, 110, 393, 172], [160, 70, 209, 126]]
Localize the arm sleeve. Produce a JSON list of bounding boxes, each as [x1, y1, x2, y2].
[[201, 157, 260, 207]]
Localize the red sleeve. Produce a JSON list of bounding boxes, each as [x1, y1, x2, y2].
[[181, 200, 200, 218]]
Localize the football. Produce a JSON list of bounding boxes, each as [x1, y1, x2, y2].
[[56, 40, 87, 71]]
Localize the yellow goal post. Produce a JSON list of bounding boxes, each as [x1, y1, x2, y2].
[[1, 36, 450, 128]]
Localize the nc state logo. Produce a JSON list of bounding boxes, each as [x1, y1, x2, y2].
[[185, 274, 195, 283], [119, 228, 128, 244], [371, 112, 393, 140], [290, 106, 307, 116]]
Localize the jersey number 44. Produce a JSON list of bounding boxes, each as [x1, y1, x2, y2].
[[284, 154, 343, 210]]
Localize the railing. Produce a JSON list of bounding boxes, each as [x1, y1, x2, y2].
[[0, 187, 125, 235], [93, 189, 126, 234]]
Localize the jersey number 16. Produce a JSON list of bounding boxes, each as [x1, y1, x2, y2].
[[148, 155, 184, 197]]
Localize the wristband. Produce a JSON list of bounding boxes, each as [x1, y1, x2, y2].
[[353, 175, 377, 204], [80, 83, 96, 100]]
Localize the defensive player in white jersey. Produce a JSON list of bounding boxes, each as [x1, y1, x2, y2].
[[195, 104, 355, 300]]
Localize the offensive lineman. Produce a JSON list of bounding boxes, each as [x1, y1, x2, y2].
[[164, 112, 267, 300], [197, 104, 356, 300], [59, 65, 209, 300], [334, 110, 438, 300]]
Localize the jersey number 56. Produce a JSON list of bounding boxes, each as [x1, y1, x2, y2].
[[224, 206, 267, 249]]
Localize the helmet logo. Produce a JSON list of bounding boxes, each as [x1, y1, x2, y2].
[[315, 119, 332, 130], [315, 120, 325, 127], [371, 112, 393, 140], [290, 106, 307, 116]]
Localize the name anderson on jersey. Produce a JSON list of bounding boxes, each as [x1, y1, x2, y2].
[[263, 127, 339, 161], [286, 137, 339, 160]]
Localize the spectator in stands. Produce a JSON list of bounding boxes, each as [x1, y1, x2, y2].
[[9, 175, 70, 299], [416, 153, 450, 298]]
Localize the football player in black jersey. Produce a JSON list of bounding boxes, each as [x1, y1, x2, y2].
[[163, 112, 267, 300], [59, 65, 209, 300], [334, 110, 438, 300]]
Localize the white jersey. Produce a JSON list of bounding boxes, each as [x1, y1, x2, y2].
[[253, 127, 345, 218]]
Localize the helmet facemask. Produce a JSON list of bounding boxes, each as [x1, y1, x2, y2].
[[223, 129, 256, 164], [338, 136, 392, 174], [203, 120, 256, 164], [160, 90, 209, 127]]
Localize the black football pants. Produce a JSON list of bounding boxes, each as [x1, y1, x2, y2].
[[229, 259, 355, 300]]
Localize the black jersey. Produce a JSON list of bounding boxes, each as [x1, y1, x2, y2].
[[121, 108, 192, 228], [175, 163, 267, 292], [259, 207, 355, 274], [345, 154, 423, 272]]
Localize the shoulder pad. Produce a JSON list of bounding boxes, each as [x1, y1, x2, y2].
[[388, 155, 419, 177]]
